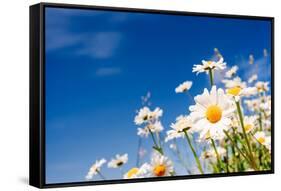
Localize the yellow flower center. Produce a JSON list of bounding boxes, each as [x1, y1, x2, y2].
[[153, 165, 166, 177], [257, 137, 265, 144], [227, 86, 242, 96], [126, 168, 139, 178], [207, 61, 213, 66], [257, 86, 261, 91], [206, 105, 222, 123], [244, 124, 252, 132]]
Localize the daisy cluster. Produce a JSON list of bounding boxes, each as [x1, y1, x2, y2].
[[86, 49, 271, 180]]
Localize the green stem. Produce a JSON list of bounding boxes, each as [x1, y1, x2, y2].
[[235, 101, 257, 169], [250, 132, 271, 157], [136, 137, 142, 167], [174, 142, 192, 174], [186, 91, 194, 104], [149, 129, 163, 155], [258, 112, 263, 131], [230, 127, 239, 171], [149, 128, 157, 146], [230, 142, 237, 172], [208, 68, 214, 87], [257, 92, 264, 131], [183, 130, 204, 174], [224, 130, 257, 170], [211, 138, 223, 172], [156, 132, 162, 149], [225, 145, 230, 173]]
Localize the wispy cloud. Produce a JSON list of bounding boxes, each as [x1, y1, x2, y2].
[[46, 8, 125, 59], [46, 29, 122, 59], [95, 67, 121, 77], [76, 32, 122, 59], [242, 56, 271, 82], [213, 53, 271, 86], [46, 29, 84, 51]]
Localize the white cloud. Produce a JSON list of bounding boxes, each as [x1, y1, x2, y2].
[[215, 54, 271, 86], [77, 32, 122, 59], [95, 67, 121, 77], [242, 56, 271, 81], [46, 29, 84, 51], [45, 8, 127, 59], [46, 29, 122, 59]]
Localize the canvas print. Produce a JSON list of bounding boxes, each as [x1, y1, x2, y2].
[[45, 7, 272, 184]]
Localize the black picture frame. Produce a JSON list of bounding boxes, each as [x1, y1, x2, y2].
[[29, 2, 275, 189]]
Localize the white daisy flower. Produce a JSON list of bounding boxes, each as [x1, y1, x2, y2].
[[214, 48, 222, 58], [222, 77, 246, 89], [255, 81, 269, 92], [241, 87, 258, 97], [248, 74, 258, 83], [244, 99, 260, 112], [189, 86, 235, 140], [150, 107, 163, 121], [201, 147, 226, 162], [263, 49, 268, 57], [263, 119, 271, 130], [200, 150, 213, 160], [134, 107, 151, 125], [230, 117, 239, 128], [262, 95, 271, 111], [225, 65, 238, 78], [108, 154, 128, 168], [226, 86, 257, 101], [175, 81, 193, 93], [249, 54, 254, 64], [134, 107, 163, 125], [85, 158, 107, 180], [260, 101, 271, 112], [123, 163, 151, 179], [243, 115, 258, 133], [211, 147, 227, 158], [137, 127, 149, 137], [137, 121, 164, 137], [165, 115, 194, 142], [192, 57, 226, 75], [254, 131, 271, 151], [149, 153, 174, 177]]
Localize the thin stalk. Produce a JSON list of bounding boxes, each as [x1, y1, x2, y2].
[[186, 91, 194, 104], [149, 129, 163, 155], [173, 142, 192, 174], [156, 132, 162, 149], [230, 127, 239, 171], [257, 93, 264, 131], [258, 112, 263, 131], [231, 143, 238, 172], [250, 132, 271, 158], [224, 130, 257, 170], [136, 137, 142, 167], [235, 101, 257, 169], [208, 68, 214, 87], [97, 170, 106, 180], [225, 145, 230, 173], [183, 130, 204, 174], [211, 138, 223, 172], [149, 128, 157, 147]]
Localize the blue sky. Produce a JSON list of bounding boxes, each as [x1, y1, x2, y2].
[[45, 7, 272, 183]]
